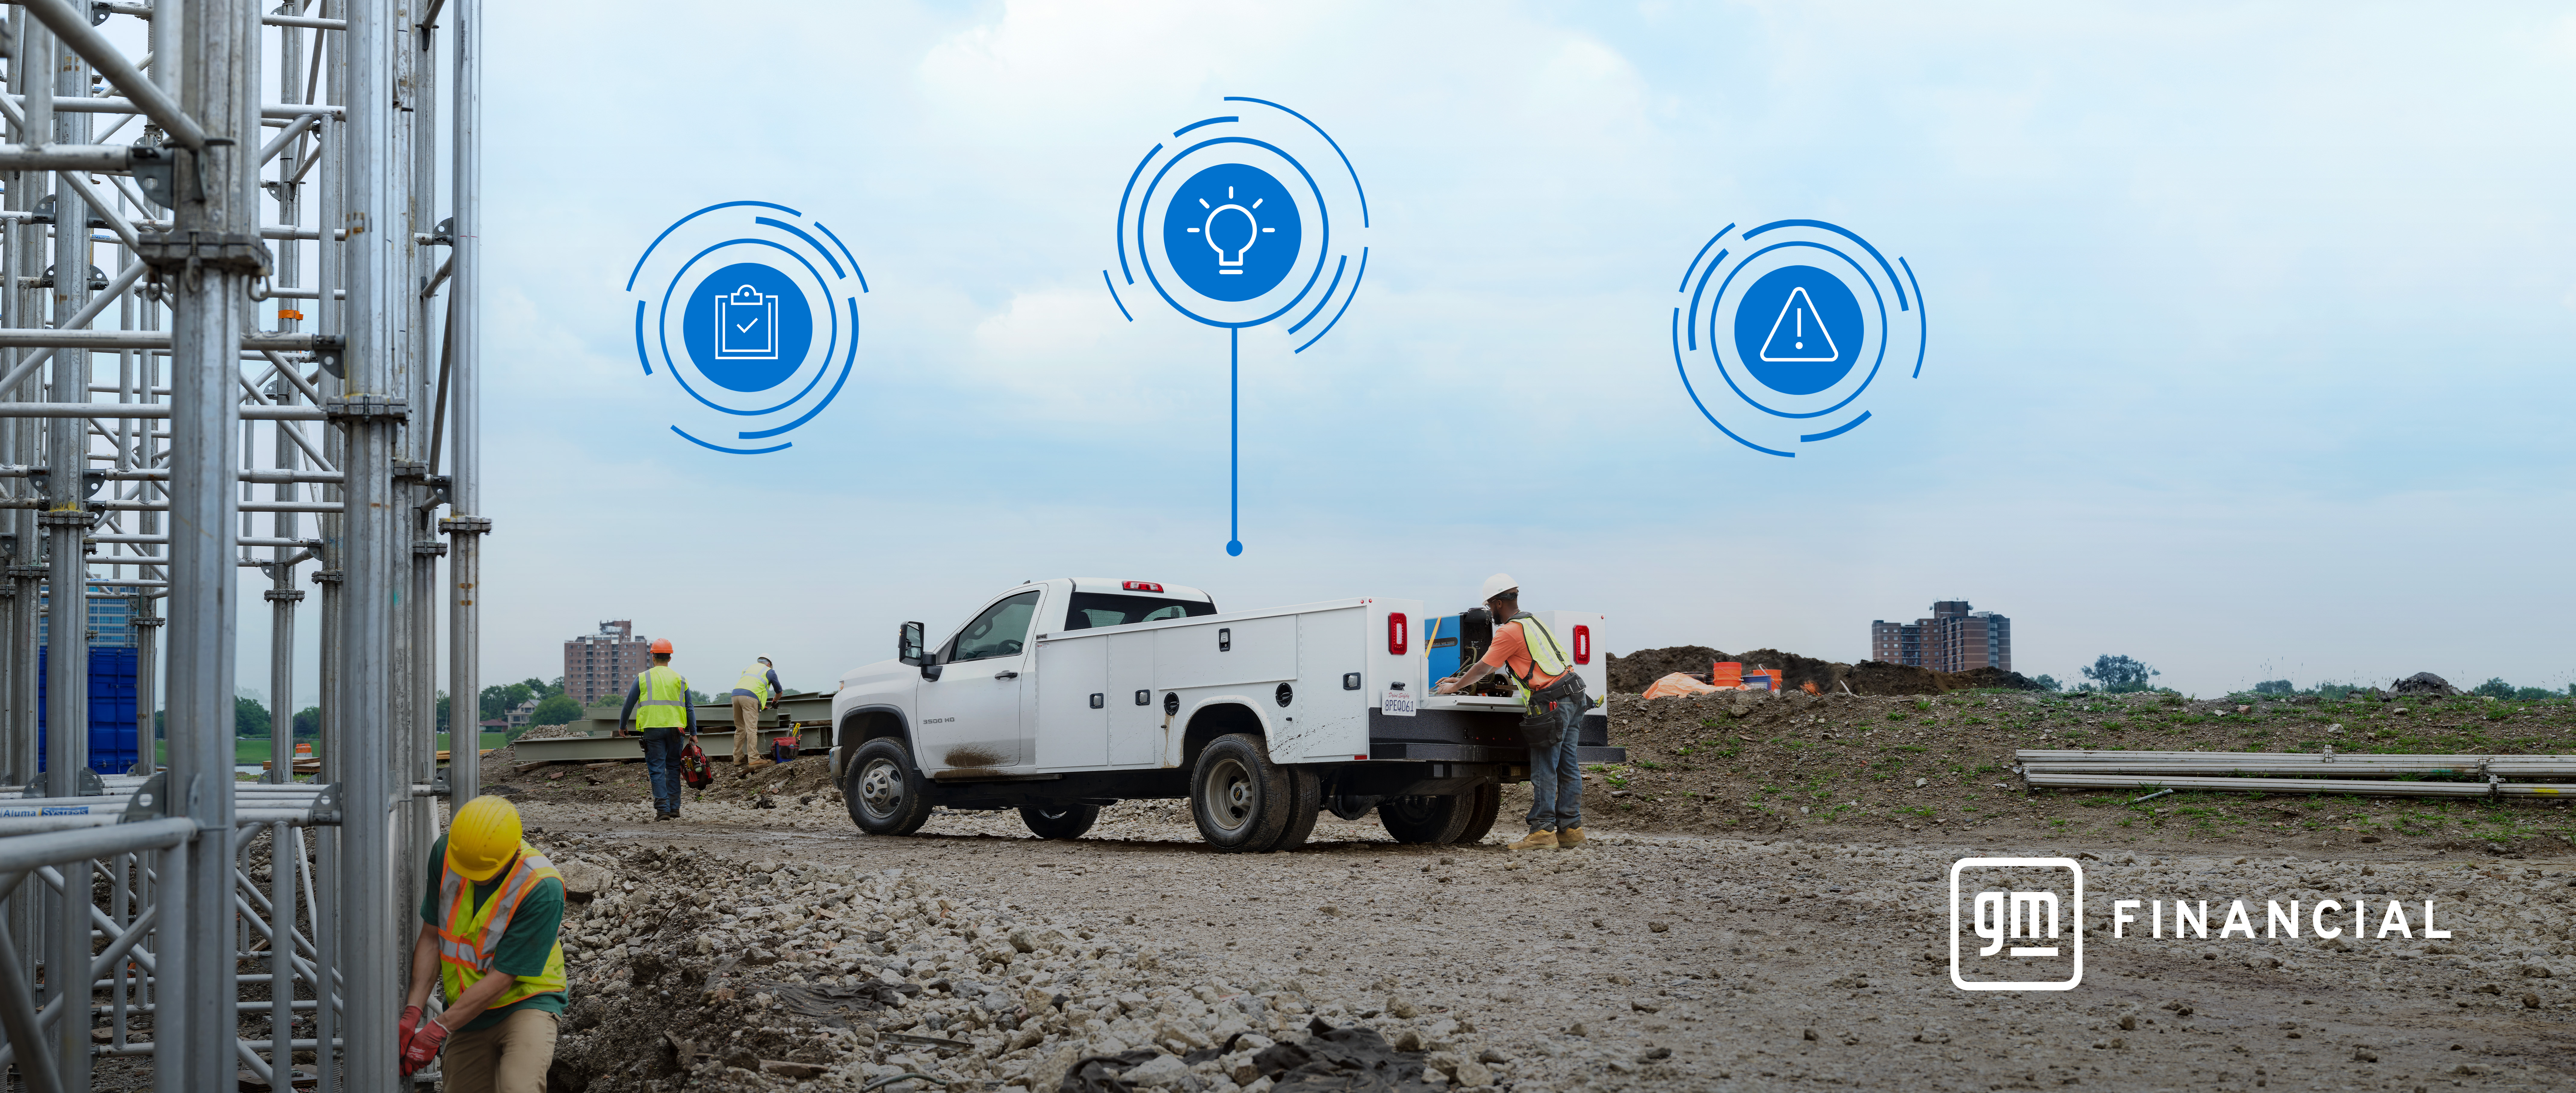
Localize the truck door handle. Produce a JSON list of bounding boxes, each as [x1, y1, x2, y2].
[[994, 670, 1018, 680]]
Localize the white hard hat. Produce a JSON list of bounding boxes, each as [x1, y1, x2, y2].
[[1479, 573, 1519, 602]]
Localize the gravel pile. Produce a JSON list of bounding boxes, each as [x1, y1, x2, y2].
[[540, 838, 1512, 1092]]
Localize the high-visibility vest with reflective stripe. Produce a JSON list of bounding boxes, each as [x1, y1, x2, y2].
[[634, 665, 690, 729], [1502, 613, 1574, 704], [733, 663, 772, 705], [435, 840, 567, 1011]]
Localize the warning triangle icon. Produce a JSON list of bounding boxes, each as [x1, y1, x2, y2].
[[1758, 287, 1839, 363]]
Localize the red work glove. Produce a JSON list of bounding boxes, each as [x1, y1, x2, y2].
[[397, 1005, 422, 1045], [398, 1019, 449, 1076]]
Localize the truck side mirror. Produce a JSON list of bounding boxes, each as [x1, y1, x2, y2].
[[897, 622, 927, 665]]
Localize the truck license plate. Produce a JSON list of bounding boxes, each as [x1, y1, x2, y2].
[[1381, 690, 1416, 716]]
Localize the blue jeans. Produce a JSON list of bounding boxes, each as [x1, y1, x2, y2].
[[640, 731, 685, 813], [1524, 700, 1586, 832]]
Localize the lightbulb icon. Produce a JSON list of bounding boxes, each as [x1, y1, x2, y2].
[[1187, 185, 1274, 273]]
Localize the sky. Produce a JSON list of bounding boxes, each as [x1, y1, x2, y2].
[[217, 1, 2576, 704]]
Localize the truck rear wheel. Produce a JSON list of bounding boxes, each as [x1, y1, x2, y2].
[[1450, 781, 1502, 844], [845, 737, 932, 836], [1262, 765, 1323, 852], [1019, 803, 1099, 840], [1189, 733, 1292, 852], [1378, 793, 1472, 844]]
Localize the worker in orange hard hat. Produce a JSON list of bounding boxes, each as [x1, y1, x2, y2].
[[400, 795, 566, 1089], [617, 637, 697, 820]]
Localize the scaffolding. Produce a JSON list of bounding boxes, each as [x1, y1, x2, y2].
[[0, 0, 481, 1089]]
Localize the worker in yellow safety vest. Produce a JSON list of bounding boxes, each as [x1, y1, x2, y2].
[[399, 795, 568, 1090], [1434, 573, 1592, 851], [731, 657, 784, 769], [618, 638, 698, 819]]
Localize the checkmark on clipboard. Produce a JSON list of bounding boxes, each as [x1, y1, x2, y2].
[[713, 284, 780, 360]]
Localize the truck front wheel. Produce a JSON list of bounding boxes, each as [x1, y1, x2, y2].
[[1019, 803, 1100, 840], [1190, 733, 1293, 852], [845, 737, 932, 836]]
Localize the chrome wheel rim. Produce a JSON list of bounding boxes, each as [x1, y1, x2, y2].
[[857, 758, 904, 819], [1202, 756, 1256, 834]]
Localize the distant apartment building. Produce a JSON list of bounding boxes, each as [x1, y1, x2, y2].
[[1870, 601, 2012, 673], [565, 620, 654, 706]]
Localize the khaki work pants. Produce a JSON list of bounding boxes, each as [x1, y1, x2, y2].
[[441, 1008, 557, 1093], [732, 695, 761, 765]]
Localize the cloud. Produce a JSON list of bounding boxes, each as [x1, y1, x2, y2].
[[407, 1, 2576, 701]]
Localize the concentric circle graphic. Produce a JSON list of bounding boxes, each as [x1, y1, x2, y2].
[[1103, 98, 1371, 554], [1670, 219, 1927, 456], [626, 201, 870, 455]]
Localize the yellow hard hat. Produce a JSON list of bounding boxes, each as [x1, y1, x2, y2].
[[446, 795, 523, 883]]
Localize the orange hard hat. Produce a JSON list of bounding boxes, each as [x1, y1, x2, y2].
[[649, 638, 674, 654]]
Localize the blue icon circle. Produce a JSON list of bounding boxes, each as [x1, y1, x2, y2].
[[680, 262, 813, 393], [1731, 265, 1862, 396], [1161, 164, 1300, 301]]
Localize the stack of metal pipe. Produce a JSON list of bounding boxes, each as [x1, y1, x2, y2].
[[2016, 748, 2576, 799]]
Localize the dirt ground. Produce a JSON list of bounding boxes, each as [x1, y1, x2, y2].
[[487, 691, 2576, 1092]]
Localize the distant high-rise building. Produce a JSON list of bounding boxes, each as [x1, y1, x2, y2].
[[36, 588, 135, 648], [1871, 601, 2010, 673], [564, 620, 653, 706]]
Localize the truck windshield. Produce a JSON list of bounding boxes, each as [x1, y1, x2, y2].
[[1062, 592, 1216, 631]]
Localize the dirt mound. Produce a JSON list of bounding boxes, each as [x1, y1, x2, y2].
[[1609, 646, 2040, 695], [1593, 687, 2576, 848], [1841, 659, 2041, 695], [2392, 672, 2459, 696], [1604, 646, 1724, 692]]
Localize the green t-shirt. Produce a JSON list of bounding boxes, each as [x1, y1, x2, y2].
[[420, 834, 568, 1031]]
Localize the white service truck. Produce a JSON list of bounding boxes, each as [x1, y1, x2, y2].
[[826, 578, 1622, 852]]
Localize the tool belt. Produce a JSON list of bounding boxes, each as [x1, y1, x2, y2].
[[1517, 673, 1588, 748]]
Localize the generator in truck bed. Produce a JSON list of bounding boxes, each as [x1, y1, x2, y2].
[[827, 578, 1622, 852]]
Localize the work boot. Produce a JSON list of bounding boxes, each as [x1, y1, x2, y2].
[[1506, 829, 1558, 851], [1557, 826, 1588, 849]]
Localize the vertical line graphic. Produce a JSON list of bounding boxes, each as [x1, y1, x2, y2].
[[1227, 327, 1243, 557]]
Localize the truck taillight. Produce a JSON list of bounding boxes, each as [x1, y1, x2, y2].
[[1572, 624, 1592, 665], [1121, 581, 1164, 592], [1387, 613, 1409, 656]]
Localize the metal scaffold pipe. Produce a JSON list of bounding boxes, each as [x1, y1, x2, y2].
[[0, 1, 473, 1083], [339, 1, 407, 1087]]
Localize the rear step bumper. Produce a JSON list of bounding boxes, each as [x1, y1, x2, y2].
[[1364, 741, 1628, 765]]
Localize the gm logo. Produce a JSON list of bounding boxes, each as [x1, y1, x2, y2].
[[1950, 857, 2083, 992], [626, 201, 870, 455]]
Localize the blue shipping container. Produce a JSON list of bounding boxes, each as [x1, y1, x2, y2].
[[36, 646, 142, 774]]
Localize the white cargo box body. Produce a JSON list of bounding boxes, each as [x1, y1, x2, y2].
[[1029, 597, 1425, 771]]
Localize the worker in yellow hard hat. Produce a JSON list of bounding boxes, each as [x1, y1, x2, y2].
[[617, 637, 697, 820], [1435, 573, 1591, 851], [400, 795, 567, 1089], [730, 656, 783, 769]]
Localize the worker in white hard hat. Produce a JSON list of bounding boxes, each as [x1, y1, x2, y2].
[[1435, 574, 1591, 850]]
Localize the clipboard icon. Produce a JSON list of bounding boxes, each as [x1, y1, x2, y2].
[[714, 284, 779, 360]]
